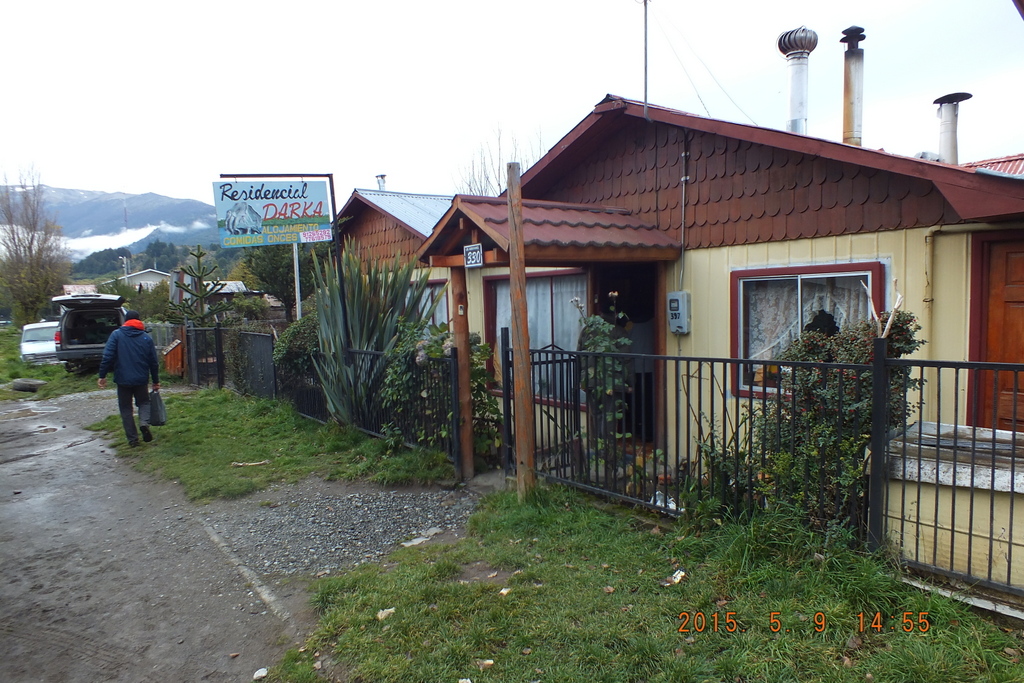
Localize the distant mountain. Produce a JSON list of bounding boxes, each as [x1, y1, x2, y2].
[[29, 186, 218, 260]]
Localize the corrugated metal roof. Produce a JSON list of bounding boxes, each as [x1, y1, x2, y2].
[[352, 189, 453, 237], [216, 281, 250, 294], [963, 153, 1024, 176]]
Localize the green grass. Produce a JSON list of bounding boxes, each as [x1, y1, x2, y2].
[[88, 388, 454, 501], [271, 488, 1024, 683], [0, 326, 186, 400], [0, 327, 100, 399]]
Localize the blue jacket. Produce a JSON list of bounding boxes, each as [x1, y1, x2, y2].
[[98, 324, 160, 386]]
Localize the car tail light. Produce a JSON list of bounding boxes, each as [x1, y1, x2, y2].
[[54, 330, 61, 345]]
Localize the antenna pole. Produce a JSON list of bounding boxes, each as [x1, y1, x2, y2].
[[643, 0, 649, 121]]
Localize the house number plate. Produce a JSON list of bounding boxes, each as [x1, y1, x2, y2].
[[464, 243, 484, 268]]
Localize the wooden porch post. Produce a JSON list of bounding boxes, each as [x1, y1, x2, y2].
[[508, 163, 536, 500], [450, 266, 475, 480]]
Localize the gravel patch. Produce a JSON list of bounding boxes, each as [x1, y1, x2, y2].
[[200, 480, 481, 576]]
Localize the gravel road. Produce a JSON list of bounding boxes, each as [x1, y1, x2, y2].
[[0, 388, 494, 682]]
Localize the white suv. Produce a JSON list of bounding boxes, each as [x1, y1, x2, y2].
[[20, 321, 59, 364]]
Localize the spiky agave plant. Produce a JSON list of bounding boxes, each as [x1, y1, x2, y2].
[[312, 248, 439, 426]]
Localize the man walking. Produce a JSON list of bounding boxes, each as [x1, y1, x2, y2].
[[97, 310, 161, 447]]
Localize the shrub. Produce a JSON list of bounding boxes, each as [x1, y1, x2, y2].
[[707, 309, 926, 530], [273, 306, 320, 376], [381, 323, 502, 463], [312, 250, 440, 425], [232, 295, 270, 321]]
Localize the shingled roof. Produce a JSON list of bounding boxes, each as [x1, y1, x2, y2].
[[418, 195, 681, 265], [519, 96, 1024, 250]]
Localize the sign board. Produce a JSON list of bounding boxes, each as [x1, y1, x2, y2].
[[213, 180, 332, 249], [464, 243, 484, 268]]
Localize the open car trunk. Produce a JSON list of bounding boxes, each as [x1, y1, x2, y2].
[[52, 294, 126, 372]]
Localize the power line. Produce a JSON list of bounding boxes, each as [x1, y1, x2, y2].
[[650, 5, 759, 126]]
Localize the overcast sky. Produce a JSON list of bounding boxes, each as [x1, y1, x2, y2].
[[3, 0, 1022, 207]]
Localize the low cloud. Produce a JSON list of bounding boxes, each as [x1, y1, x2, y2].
[[66, 220, 214, 260], [67, 226, 158, 260]]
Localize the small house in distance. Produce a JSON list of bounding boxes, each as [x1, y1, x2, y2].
[[100, 268, 171, 292]]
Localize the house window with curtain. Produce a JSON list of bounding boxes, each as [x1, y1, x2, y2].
[[490, 272, 588, 352], [488, 271, 588, 401], [426, 280, 449, 328], [732, 262, 883, 391]]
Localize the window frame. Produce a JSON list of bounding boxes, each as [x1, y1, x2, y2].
[[730, 261, 885, 395], [483, 268, 588, 404], [483, 268, 588, 353], [426, 278, 449, 329]]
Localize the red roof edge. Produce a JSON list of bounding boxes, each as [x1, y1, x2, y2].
[[522, 94, 1024, 222]]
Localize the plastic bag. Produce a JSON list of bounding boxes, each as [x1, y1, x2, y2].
[[149, 390, 167, 426]]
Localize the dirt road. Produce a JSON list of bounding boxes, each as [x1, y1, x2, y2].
[[0, 391, 314, 682]]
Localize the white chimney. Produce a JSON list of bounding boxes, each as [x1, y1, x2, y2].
[[778, 27, 818, 135], [376, 174, 387, 191], [934, 93, 972, 164], [841, 26, 865, 146]]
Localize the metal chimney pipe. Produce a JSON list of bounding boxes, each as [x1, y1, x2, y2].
[[841, 26, 866, 146], [376, 174, 386, 191], [778, 27, 818, 135], [934, 93, 972, 164]]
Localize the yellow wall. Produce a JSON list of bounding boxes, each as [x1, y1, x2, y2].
[[673, 226, 975, 362], [886, 480, 1024, 588]]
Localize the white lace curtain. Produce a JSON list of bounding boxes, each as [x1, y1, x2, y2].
[[743, 274, 871, 361]]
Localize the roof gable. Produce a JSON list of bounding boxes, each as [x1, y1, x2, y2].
[[338, 189, 452, 239], [522, 95, 1024, 229], [418, 195, 680, 265]]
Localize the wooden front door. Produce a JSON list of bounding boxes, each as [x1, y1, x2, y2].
[[982, 239, 1024, 430]]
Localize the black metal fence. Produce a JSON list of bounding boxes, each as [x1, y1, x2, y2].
[[502, 332, 1024, 599], [182, 326, 460, 472], [885, 358, 1024, 598], [276, 367, 329, 423], [343, 349, 459, 473]]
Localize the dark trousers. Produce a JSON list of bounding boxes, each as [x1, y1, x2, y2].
[[116, 384, 151, 444]]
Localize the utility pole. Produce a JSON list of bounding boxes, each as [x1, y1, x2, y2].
[[507, 163, 536, 500]]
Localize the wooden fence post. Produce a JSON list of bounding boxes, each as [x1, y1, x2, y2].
[[450, 266, 475, 480], [508, 163, 536, 500]]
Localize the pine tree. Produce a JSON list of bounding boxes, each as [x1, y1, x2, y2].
[[167, 244, 233, 325]]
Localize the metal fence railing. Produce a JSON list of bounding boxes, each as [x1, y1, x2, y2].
[[276, 367, 329, 423], [344, 349, 459, 475], [147, 323, 181, 351], [185, 326, 222, 387], [182, 327, 460, 473], [501, 331, 1024, 599], [885, 359, 1024, 598]]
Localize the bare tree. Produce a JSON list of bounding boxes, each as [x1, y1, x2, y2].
[[0, 172, 70, 327], [456, 127, 544, 196]]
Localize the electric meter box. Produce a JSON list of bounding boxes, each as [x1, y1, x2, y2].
[[667, 291, 691, 335]]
